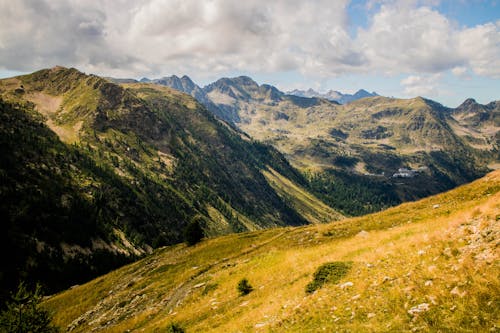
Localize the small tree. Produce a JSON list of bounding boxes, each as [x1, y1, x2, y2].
[[184, 216, 204, 246], [0, 282, 59, 333], [237, 278, 253, 296], [166, 322, 185, 333]]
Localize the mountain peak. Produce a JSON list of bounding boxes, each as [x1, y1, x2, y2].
[[352, 89, 378, 100], [232, 76, 259, 86], [460, 98, 478, 106], [50, 65, 68, 72]]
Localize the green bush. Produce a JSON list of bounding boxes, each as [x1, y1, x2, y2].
[[237, 278, 253, 296], [0, 282, 60, 332], [306, 262, 352, 294], [166, 322, 185, 333]]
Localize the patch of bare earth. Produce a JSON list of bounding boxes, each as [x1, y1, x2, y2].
[[25, 92, 82, 143]]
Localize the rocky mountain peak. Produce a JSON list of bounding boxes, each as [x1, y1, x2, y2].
[[458, 98, 478, 108]]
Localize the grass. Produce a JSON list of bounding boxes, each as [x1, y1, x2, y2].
[[43, 171, 499, 332]]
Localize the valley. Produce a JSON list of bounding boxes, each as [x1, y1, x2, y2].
[[0, 67, 497, 332], [2, 2, 499, 332]]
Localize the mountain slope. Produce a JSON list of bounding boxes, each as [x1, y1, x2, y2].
[[175, 77, 495, 215], [0, 67, 341, 295], [450, 98, 500, 158], [44, 170, 500, 332]]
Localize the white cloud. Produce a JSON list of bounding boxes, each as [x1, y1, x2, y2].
[[0, 0, 498, 82], [451, 66, 468, 77], [0, 1, 139, 74], [458, 22, 500, 78], [451, 66, 471, 80], [401, 74, 442, 97], [355, 1, 500, 79], [356, 3, 463, 74]]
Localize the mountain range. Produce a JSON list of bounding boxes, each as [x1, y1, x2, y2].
[[286, 88, 379, 104], [0, 66, 498, 301], [137, 74, 498, 213]]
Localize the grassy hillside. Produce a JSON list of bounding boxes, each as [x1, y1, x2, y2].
[[0, 67, 341, 296], [44, 170, 500, 332]]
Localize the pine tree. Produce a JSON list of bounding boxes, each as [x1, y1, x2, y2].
[[0, 282, 59, 333], [184, 217, 204, 246]]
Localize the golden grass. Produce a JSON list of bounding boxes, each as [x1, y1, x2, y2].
[[44, 171, 500, 332]]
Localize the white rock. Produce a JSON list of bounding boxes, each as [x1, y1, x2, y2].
[[408, 303, 430, 315], [356, 230, 369, 238], [339, 281, 353, 289]]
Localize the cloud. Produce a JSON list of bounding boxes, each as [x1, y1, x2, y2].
[[0, 1, 139, 74], [401, 74, 442, 97], [458, 22, 500, 78], [451, 66, 468, 77], [356, 1, 500, 78], [356, 3, 464, 74], [0, 0, 498, 81], [0, 0, 357, 77], [117, 0, 356, 76]]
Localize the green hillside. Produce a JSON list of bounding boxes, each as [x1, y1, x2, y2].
[[0, 67, 341, 296], [43, 170, 500, 332]]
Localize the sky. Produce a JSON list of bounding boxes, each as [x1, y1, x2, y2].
[[0, 0, 499, 107]]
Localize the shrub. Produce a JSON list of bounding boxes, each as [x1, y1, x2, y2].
[[306, 262, 352, 294], [0, 282, 60, 332], [237, 278, 253, 296], [166, 322, 185, 333]]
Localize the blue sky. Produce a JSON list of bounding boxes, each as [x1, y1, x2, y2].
[[0, 0, 499, 107]]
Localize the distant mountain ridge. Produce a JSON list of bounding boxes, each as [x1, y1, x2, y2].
[[131, 75, 378, 104], [142, 73, 498, 215], [108, 74, 498, 216], [287, 88, 379, 104], [134, 74, 336, 124]]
